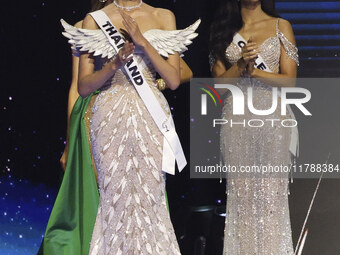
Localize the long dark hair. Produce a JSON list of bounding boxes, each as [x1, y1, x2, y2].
[[209, 0, 279, 67]]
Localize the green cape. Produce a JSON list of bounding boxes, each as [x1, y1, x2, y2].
[[37, 95, 99, 255]]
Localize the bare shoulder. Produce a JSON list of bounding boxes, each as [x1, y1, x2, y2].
[[278, 18, 294, 34], [278, 18, 296, 43], [153, 8, 175, 19], [152, 8, 176, 30], [82, 14, 99, 29], [74, 20, 83, 28]]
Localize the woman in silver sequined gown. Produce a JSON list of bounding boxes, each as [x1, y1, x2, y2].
[[210, 0, 299, 254], [61, 1, 200, 254]]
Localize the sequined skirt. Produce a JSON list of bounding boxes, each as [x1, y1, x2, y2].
[[221, 80, 294, 255], [88, 82, 181, 255]]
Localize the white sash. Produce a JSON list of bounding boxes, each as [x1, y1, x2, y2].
[[90, 10, 187, 174], [233, 33, 272, 72], [233, 33, 299, 157]]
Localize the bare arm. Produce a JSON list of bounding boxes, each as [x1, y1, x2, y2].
[[179, 58, 193, 84], [212, 40, 258, 78], [159, 58, 193, 90], [60, 21, 82, 170], [212, 58, 244, 78], [67, 21, 82, 118], [120, 9, 180, 90], [249, 19, 298, 87], [78, 15, 134, 98], [210, 39, 258, 95]]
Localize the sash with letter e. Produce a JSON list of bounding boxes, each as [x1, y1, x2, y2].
[[90, 10, 187, 174], [233, 33, 299, 157]]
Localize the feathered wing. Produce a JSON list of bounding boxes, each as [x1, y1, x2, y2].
[[143, 19, 201, 57], [60, 18, 201, 59], [60, 19, 118, 59]]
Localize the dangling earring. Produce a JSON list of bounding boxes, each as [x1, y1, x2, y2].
[[99, 0, 107, 2]]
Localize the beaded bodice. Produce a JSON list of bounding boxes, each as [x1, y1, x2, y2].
[[225, 18, 299, 73], [226, 36, 281, 73]]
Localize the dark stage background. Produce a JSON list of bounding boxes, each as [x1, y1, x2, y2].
[[1, 0, 340, 254]]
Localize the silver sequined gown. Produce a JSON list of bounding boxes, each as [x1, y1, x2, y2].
[[88, 47, 181, 254], [217, 19, 299, 254]]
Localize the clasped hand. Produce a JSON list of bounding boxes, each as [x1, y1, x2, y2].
[[119, 9, 147, 47], [238, 37, 258, 76], [111, 10, 148, 70]]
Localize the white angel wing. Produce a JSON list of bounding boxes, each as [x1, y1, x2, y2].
[[60, 19, 117, 59], [60, 18, 201, 59], [143, 19, 201, 58]]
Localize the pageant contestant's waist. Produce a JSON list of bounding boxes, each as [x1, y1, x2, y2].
[[98, 72, 157, 92]]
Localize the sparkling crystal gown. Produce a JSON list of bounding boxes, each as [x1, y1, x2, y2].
[[218, 18, 299, 254], [88, 54, 181, 255], [87, 33, 194, 255], [60, 15, 200, 255]]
